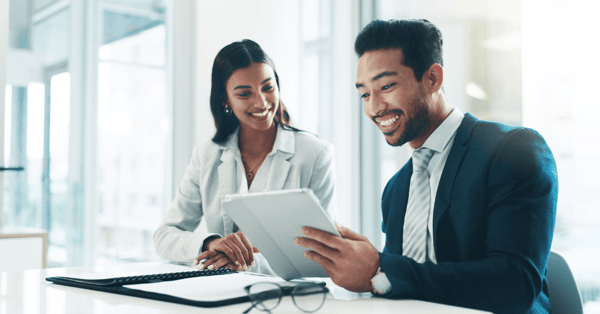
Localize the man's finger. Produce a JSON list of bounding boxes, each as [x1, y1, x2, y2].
[[337, 224, 367, 241], [295, 237, 338, 260], [301, 226, 345, 248], [304, 250, 335, 271]]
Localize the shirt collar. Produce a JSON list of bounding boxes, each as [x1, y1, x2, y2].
[[219, 123, 295, 156], [421, 107, 465, 154]]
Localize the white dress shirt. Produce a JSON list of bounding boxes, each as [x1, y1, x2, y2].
[[417, 107, 465, 263]]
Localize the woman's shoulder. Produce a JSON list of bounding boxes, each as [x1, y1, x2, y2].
[[288, 129, 334, 157], [193, 138, 227, 162]]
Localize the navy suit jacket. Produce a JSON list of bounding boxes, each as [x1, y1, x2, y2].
[[379, 113, 558, 314]]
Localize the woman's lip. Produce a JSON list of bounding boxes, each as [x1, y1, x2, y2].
[[249, 107, 272, 117]]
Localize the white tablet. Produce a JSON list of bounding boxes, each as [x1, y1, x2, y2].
[[222, 188, 340, 280]]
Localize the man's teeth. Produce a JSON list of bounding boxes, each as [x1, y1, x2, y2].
[[251, 109, 270, 117], [379, 115, 399, 126]]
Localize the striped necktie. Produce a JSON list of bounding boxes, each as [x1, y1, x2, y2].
[[402, 147, 434, 263]]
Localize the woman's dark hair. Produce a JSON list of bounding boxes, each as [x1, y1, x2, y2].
[[210, 39, 296, 144], [354, 19, 443, 82]]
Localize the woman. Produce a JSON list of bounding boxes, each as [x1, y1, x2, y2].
[[153, 40, 336, 274]]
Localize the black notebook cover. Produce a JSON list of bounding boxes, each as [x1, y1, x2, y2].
[[46, 267, 327, 308]]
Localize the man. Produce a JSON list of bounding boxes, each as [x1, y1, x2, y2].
[[295, 19, 558, 314]]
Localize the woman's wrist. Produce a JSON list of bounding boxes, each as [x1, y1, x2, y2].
[[201, 235, 221, 252]]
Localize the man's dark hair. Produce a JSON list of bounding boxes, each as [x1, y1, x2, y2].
[[354, 19, 443, 81], [210, 39, 296, 144]]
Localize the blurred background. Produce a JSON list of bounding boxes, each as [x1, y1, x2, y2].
[[1, 0, 599, 311]]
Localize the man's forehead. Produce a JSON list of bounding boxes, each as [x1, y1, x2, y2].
[[357, 48, 405, 80]]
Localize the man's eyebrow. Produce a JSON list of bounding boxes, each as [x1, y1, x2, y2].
[[372, 71, 397, 81], [355, 71, 398, 89], [233, 77, 272, 90]]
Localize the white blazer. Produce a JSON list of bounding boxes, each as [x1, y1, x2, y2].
[[153, 124, 336, 274]]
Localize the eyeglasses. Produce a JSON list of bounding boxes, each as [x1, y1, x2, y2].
[[243, 281, 328, 314]]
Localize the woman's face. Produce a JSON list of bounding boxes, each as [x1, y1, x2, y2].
[[225, 62, 280, 133]]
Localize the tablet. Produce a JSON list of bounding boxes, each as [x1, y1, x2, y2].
[[222, 188, 340, 280]]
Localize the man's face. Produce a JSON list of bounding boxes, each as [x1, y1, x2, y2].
[[356, 48, 430, 147]]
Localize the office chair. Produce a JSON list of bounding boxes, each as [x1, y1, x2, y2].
[[547, 251, 584, 314]]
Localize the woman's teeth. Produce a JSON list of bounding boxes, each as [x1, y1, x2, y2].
[[379, 115, 399, 126], [250, 109, 270, 117]]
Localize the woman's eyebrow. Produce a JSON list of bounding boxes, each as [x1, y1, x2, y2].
[[233, 78, 272, 90]]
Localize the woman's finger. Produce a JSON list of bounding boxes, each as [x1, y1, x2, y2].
[[194, 250, 218, 266], [199, 252, 228, 270], [230, 233, 251, 267], [223, 239, 247, 269], [236, 231, 255, 266]]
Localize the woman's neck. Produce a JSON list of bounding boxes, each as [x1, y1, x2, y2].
[[238, 124, 277, 156]]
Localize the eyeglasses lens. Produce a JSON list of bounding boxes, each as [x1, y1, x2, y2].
[[247, 282, 282, 311], [292, 284, 327, 313]]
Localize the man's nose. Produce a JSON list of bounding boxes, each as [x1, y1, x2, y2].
[[368, 92, 387, 116]]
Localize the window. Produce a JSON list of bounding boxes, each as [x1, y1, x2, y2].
[[3, 0, 173, 268]]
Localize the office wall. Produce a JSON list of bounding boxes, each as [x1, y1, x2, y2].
[[194, 0, 301, 145]]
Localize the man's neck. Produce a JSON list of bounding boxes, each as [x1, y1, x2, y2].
[[409, 92, 453, 149]]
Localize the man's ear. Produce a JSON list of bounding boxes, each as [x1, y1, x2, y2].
[[422, 63, 443, 94]]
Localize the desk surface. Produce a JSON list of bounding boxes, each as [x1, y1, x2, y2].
[[0, 262, 489, 314]]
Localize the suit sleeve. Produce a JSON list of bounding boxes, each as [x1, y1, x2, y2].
[[308, 143, 337, 222], [153, 145, 221, 262], [378, 128, 558, 314]]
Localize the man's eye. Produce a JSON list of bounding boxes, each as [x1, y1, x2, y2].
[[361, 93, 370, 99], [382, 83, 395, 90]]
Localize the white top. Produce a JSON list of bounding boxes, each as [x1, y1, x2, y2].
[[419, 107, 465, 263], [153, 124, 337, 274]]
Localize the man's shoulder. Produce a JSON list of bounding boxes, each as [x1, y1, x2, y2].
[[464, 114, 547, 151]]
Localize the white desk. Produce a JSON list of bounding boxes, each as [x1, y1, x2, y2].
[[0, 262, 489, 314]]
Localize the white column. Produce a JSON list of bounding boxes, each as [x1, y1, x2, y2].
[[0, 0, 10, 228], [169, 0, 196, 198]]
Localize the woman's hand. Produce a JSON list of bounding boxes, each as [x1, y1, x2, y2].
[[196, 231, 257, 270], [193, 250, 237, 270]]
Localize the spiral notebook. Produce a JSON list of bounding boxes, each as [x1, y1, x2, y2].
[[46, 264, 326, 308]]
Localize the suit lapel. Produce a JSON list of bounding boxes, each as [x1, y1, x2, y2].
[[432, 113, 478, 235]]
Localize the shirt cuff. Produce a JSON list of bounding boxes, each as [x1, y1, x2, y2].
[[371, 268, 393, 295]]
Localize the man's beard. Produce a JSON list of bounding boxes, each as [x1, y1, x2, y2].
[[386, 87, 430, 147]]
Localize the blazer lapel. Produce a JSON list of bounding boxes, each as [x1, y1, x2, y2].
[[218, 142, 241, 235], [266, 125, 294, 190], [433, 113, 478, 234]]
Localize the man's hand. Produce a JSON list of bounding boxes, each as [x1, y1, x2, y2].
[[198, 231, 258, 270], [294, 224, 380, 292]]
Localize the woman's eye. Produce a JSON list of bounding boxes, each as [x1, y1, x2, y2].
[[263, 85, 274, 91], [361, 93, 370, 99], [239, 92, 250, 97], [382, 83, 395, 90]]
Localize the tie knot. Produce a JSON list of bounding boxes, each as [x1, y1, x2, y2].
[[412, 148, 434, 172]]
